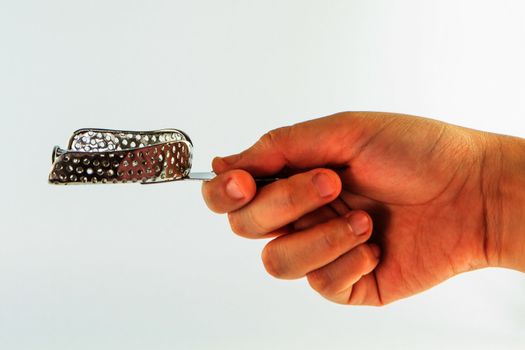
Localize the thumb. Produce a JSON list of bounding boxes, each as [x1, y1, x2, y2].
[[212, 113, 365, 176]]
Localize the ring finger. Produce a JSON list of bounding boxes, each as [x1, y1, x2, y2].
[[261, 210, 373, 279]]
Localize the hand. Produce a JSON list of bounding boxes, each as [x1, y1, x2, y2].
[[202, 112, 525, 305]]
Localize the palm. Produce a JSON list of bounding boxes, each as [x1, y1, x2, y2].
[[334, 115, 488, 304]]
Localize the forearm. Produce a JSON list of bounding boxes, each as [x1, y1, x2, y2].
[[486, 134, 525, 271]]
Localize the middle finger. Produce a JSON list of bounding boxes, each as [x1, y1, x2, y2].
[[227, 168, 341, 237]]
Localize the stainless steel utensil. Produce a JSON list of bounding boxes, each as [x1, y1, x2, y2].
[[48, 128, 276, 185]]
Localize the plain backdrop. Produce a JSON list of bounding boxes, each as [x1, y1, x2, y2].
[[1, 1, 524, 349]]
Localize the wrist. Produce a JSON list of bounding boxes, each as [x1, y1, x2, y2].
[[483, 133, 525, 271]]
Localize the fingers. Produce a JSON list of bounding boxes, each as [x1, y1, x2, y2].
[[201, 169, 256, 213], [261, 211, 373, 279], [227, 168, 342, 237], [212, 112, 368, 177], [293, 205, 338, 231], [307, 243, 381, 305], [293, 196, 352, 231]]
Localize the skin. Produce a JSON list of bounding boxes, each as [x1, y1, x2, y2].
[[201, 112, 525, 306]]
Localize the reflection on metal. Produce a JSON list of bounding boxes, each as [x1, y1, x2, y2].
[[49, 128, 278, 185], [49, 128, 195, 185]]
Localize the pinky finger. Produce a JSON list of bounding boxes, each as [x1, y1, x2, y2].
[[306, 243, 381, 305]]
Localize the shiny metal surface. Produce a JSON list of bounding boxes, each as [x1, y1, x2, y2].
[[49, 128, 193, 185], [186, 172, 217, 181], [49, 128, 279, 185]]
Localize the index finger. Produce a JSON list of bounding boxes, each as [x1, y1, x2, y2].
[[212, 112, 370, 177]]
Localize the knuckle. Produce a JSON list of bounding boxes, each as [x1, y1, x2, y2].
[[320, 219, 354, 252], [228, 210, 271, 237], [356, 245, 376, 266], [257, 131, 277, 152], [258, 131, 275, 147], [309, 269, 356, 299], [279, 181, 298, 212], [307, 270, 334, 295], [261, 243, 286, 278], [258, 126, 292, 150], [245, 207, 271, 235], [227, 212, 248, 236], [261, 127, 285, 144]]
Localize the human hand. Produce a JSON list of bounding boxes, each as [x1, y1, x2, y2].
[[202, 112, 525, 305]]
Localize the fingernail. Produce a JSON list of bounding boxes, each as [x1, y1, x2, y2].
[[225, 178, 245, 199], [312, 172, 336, 198], [346, 213, 370, 236], [220, 154, 241, 165], [370, 244, 381, 259]]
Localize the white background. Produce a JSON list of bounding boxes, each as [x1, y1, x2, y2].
[[1, 1, 524, 349]]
